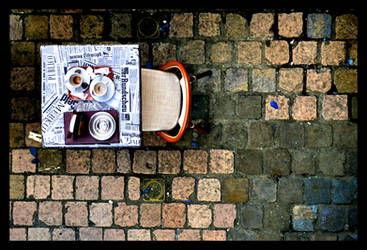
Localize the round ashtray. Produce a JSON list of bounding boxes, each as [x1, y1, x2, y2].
[[88, 112, 116, 141]]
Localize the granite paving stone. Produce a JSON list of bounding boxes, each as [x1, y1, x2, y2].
[[321, 41, 346, 66], [249, 13, 274, 39], [52, 228, 76, 241], [292, 41, 317, 65], [335, 14, 358, 39], [103, 229, 125, 241], [307, 13, 332, 38], [9, 228, 26, 241], [114, 202, 138, 227], [152, 229, 175, 241], [306, 68, 331, 93], [237, 41, 262, 64], [9, 8, 358, 242], [197, 178, 221, 202], [38, 201, 63, 226], [278, 68, 303, 93], [172, 177, 195, 201], [278, 12, 303, 38], [64, 202, 88, 226]]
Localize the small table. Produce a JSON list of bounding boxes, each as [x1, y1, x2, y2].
[[40, 44, 141, 148]]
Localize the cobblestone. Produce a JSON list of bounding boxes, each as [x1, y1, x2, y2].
[[9, 8, 358, 242]]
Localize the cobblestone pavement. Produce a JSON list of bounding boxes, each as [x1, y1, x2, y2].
[[9, 9, 358, 241]]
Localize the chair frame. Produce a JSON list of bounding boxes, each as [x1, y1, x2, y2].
[[155, 61, 191, 143]]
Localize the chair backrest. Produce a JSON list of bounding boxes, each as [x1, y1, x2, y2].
[[141, 68, 182, 131]]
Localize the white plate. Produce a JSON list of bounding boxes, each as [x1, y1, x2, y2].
[[64, 67, 91, 93], [90, 76, 115, 102]]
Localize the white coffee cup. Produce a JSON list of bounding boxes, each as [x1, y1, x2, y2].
[[93, 81, 107, 97], [69, 73, 82, 87]]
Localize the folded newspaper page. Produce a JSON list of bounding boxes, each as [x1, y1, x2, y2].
[[41, 44, 141, 147]]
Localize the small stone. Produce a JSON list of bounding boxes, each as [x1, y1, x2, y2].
[[9, 123, 24, 148], [38, 201, 63, 226], [292, 41, 317, 65], [197, 178, 221, 202], [240, 204, 264, 229], [110, 13, 132, 39], [213, 204, 236, 228], [278, 12, 303, 38], [64, 202, 88, 226], [152, 42, 177, 67], [249, 13, 274, 39], [304, 177, 331, 204], [319, 149, 345, 176], [224, 13, 248, 38], [319, 206, 345, 232], [103, 229, 125, 241], [25, 15, 48, 40], [292, 205, 318, 231], [321, 41, 345, 66], [26, 175, 50, 199], [128, 177, 140, 201], [132, 150, 157, 174], [28, 228, 51, 241], [92, 149, 116, 173], [158, 150, 181, 174], [140, 203, 161, 227], [172, 177, 195, 201], [307, 13, 332, 38], [335, 14, 358, 39], [180, 40, 205, 65], [222, 177, 248, 203], [264, 40, 289, 65], [50, 15, 73, 40], [169, 13, 193, 38], [292, 96, 317, 121], [224, 68, 248, 92], [75, 176, 99, 200], [79, 228, 102, 241], [183, 150, 208, 174], [66, 149, 91, 174], [80, 15, 104, 39], [250, 176, 277, 202], [199, 13, 221, 37], [306, 69, 331, 93], [210, 42, 233, 63], [162, 203, 186, 228], [321, 95, 348, 120], [209, 149, 234, 174], [188, 204, 212, 228], [202, 230, 226, 241], [116, 149, 131, 173], [305, 123, 332, 148], [101, 176, 124, 200], [237, 41, 262, 64], [9, 175, 24, 200], [89, 203, 113, 227], [127, 229, 151, 241], [265, 95, 289, 120], [278, 68, 304, 93], [252, 68, 276, 92], [51, 175, 74, 200], [334, 69, 358, 93], [114, 202, 138, 227]]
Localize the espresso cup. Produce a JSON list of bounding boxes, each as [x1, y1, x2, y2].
[[69, 73, 83, 89], [93, 81, 107, 97]]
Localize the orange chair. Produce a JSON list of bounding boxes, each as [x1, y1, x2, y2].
[[141, 61, 211, 143]]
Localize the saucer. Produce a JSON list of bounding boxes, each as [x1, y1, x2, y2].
[[65, 67, 91, 94], [90, 76, 115, 102]]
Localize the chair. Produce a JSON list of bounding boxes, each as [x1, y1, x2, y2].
[[141, 61, 211, 143]]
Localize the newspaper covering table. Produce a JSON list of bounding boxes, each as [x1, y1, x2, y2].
[[40, 44, 141, 147]]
